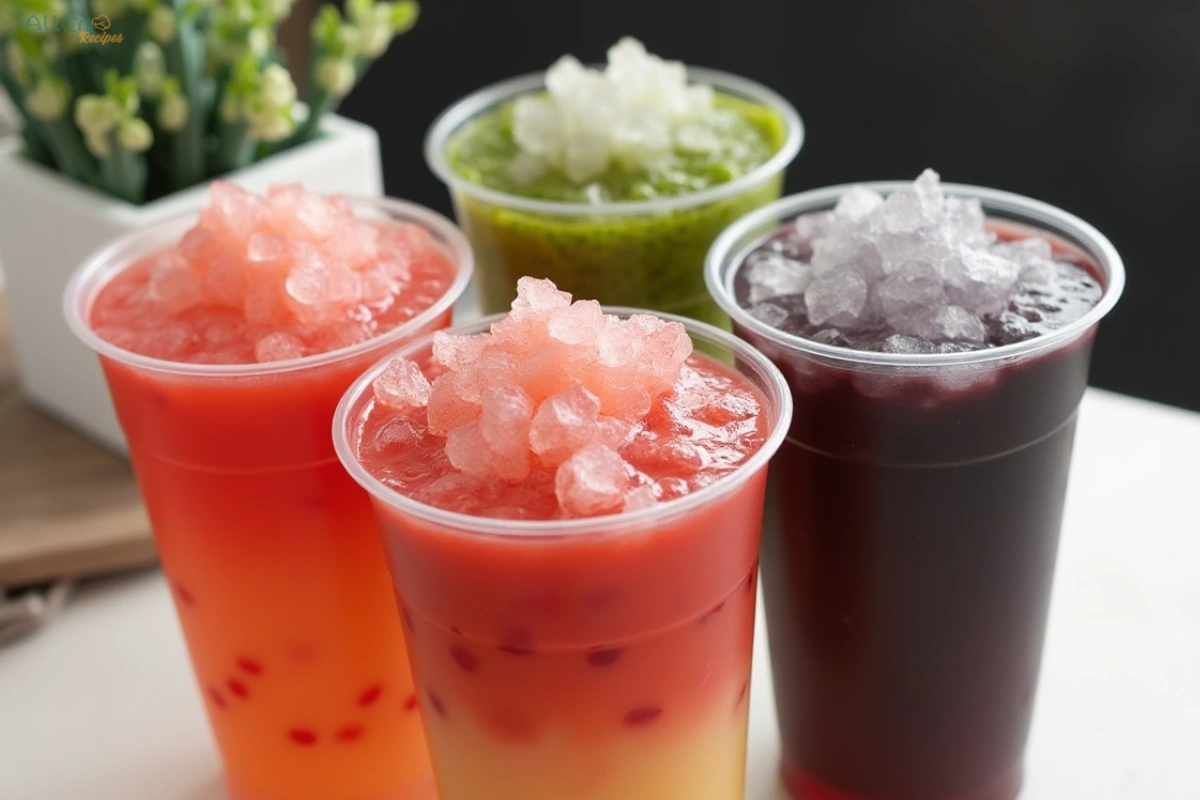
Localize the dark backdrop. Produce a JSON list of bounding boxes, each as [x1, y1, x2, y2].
[[338, 0, 1200, 411]]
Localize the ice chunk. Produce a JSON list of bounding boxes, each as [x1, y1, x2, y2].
[[745, 252, 812, 303], [931, 305, 986, 343], [555, 443, 631, 516], [879, 334, 936, 354], [942, 247, 1020, 315], [748, 302, 789, 328], [254, 331, 306, 362], [512, 276, 572, 314], [373, 357, 432, 410], [805, 269, 869, 327], [834, 187, 883, 222], [529, 383, 601, 466], [548, 299, 604, 345], [876, 260, 946, 325]]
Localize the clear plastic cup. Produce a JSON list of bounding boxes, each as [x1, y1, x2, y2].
[[706, 183, 1125, 800], [63, 198, 473, 800], [333, 310, 793, 800], [425, 69, 804, 328]]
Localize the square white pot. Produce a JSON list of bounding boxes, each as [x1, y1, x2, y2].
[[0, 113, 383, 454]]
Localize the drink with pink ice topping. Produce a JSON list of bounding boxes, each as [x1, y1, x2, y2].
[[64, 183, 473, 800], [333, 279, 792, 800]]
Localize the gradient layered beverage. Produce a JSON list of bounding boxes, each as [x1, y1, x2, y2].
[[706, 172, 1124, 800], [426, 37, 802, 327], [334, 279, 792, 800], [64, 184, 473, 800]]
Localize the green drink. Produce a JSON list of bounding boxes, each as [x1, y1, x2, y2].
[[425, 39, 803, 326]]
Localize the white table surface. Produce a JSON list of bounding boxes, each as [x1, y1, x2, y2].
[[2, 387, 1198, 800]]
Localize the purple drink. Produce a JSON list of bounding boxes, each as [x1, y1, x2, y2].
[[706, 173, 1124, 800]]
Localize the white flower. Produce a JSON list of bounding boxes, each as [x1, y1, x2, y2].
[[26, 75, 71, 121], [259, 64, 297, 107], [116, 117, 153, 152], [315, 57, 355, 96], [134, 42, 166, 97], [157, 91, 189, 132], [147, 6, 177, 44], [75, 94, 122, 136], [85, 131, 111, 159]]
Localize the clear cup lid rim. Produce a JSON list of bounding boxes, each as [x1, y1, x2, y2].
[[423, 66, 804, 217], [332, 307, 793, 538], [63, 195, 475, 378], [705, 180, 1126, 368]]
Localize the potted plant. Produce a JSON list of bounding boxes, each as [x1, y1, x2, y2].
[[0, 0, 418, 452]]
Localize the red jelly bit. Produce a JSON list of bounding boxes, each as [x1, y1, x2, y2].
[[699, 602, 725, 625], [236, 657, 263, 676], [586, 648, 622, 667], [289, 729, 318, 746], [450, 645, 479, 673], [358, 685, 383, 707], [227, 679, 249, 699], [498, 629, 536, 656], [623, 706, 663, 727], [744, 566, 757, 594], [487, 708, 537, 742], [174, 583, 195, 606], [427, 692, 446, 717], [403, 693, 418, 712], [207, 686, 227, 710], [336, 725, 364, 743]]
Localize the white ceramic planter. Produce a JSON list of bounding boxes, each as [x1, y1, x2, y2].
[[0, 113, 383, 454]]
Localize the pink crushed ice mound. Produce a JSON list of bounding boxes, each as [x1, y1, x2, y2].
[[362, 277, 767, 520], [89, 182, 457, 365]]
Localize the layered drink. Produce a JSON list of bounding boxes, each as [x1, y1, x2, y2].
[[64, 183, 473, 800], [334, 278, 792, 800]]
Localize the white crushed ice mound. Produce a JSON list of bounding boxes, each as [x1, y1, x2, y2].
[[744, 169, 1061, 346], [510, 37, 715, 187]]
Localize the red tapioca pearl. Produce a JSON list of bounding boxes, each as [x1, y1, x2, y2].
[[450, 645, 479, 673], [497, 628, 536, 656], [227, 678, 249, 699], [734, 681, 749, 710], [358, 685, 383, 707], [403, 692, 418, 712], [487, 708, 537, 742], [586, 648, 622, 667], [236, 657, 263, 676], [699, 601, 725, 625], [336, 725, 364, 743], [426, 691, 446, 717], [289, 729, 318, 746], [623, 705, 663, 727], [207, 686, 227, 710], [174, 583, 195, 607]]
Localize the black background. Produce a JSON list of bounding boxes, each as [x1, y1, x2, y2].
[[339, 0, 1200, 411]]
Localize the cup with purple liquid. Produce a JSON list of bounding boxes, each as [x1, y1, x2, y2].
[[706, 170, 1124, 800]]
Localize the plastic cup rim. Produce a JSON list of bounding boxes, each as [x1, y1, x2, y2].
[[423, 66, 804, 217], [332, 307, 794, 538], [704, 180, 1127, 368], [63, 195, 476, 378]]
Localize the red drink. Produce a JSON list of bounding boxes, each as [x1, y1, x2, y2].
[[706, 176, 1124, 800], [65, 185, 473, 800], [334, 281, 792, 800]]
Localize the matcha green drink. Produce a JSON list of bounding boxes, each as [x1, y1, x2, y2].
[[426, 38, 803, 326]]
